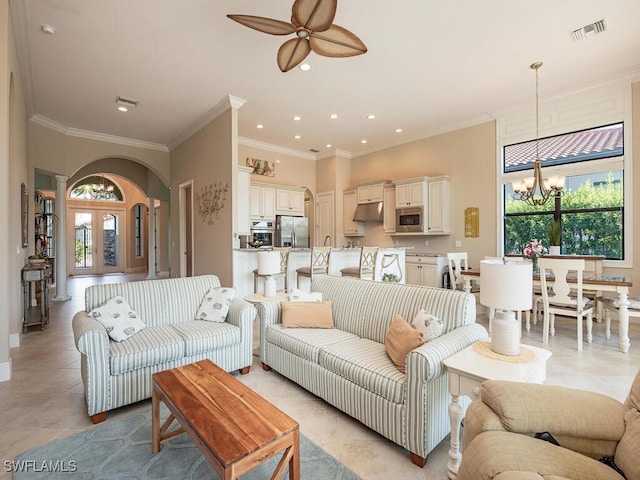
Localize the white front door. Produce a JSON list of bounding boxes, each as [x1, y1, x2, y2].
[[69, 208, 125, 275]]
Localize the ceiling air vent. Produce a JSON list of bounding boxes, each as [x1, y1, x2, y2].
[[572, 19, 606, 41], [309, 148, 320, 153], [114, 95, 139, 109]]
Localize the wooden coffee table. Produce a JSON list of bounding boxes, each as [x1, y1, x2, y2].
[[152, 360, 300, 480]]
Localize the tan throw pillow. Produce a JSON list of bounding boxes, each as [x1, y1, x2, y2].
[[385, 314, 425, 373], [614, 408, 640, 479], [281, 301, 334, 328]]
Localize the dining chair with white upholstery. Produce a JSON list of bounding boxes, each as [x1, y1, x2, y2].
[[597, 295, 640, 341], [539, 257, 594, 351]]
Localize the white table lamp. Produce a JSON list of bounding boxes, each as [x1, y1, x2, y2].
[[258, 251, 281, 298], [480, 259, 533, 355]]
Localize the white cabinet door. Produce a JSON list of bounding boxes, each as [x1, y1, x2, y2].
[[396, 181, 426, 207], [343, 191, 364, 236], [315, 191, 334, 247], [427, 178, 450, 234], [276, 188, 305, 216], [383, 186, 396, 233], [357, 183, 384, 203], [405, 263, 423, 286], [250, 185, 276, 220]]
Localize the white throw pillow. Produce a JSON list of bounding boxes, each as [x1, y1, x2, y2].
[[89, 296, 146, 342], [195, 287, 236, 322], [411, 309, 443, 341], [288, 288, 323, 302]]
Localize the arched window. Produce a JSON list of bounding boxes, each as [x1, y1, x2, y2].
[[70, 176, 123, 201]]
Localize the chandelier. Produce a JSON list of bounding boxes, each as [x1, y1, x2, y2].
[[512, 62, 565, 206], [92, 176, 115, 199]]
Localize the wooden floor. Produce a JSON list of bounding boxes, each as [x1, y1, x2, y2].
[[1, 273, 639, 480]]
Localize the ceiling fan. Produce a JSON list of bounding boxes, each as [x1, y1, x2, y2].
[[227, 0, 367, 72]]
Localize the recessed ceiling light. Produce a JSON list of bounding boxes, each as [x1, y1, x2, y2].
[[395, 128, 403, 133], [330, 114, 338, 120], [326, 144, 332, 148], [367, 114, 376, 120], [293, 115, 301, 121], [294, 135, 301, 140], [360, 139, 368, 144], [256, 124, 264, 129], [117, 106, 129, 112], [115, 95, 139, 112], [41, 24, 56, 35], [299, 63, 311, 71]]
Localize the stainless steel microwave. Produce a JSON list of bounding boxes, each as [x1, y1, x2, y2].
[[396, 206, 424, 233]]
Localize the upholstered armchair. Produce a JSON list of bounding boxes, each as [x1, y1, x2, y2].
[[458, 370, 640, 480]]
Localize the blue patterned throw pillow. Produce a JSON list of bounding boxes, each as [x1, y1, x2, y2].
[[89, 296, 146, 342], [195, 287, 236, 322]]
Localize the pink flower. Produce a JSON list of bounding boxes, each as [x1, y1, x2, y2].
[[523, 239, 547, 259]]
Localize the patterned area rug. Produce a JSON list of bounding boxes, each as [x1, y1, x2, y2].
[[12, 410, 362, 479]]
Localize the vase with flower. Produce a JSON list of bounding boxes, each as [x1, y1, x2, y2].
[[523, 239, 547, 271]]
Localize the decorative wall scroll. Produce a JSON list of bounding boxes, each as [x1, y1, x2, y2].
[[464, 207, 479, 238], [197, 182, 229, 224], [246, 157, 275, 177]]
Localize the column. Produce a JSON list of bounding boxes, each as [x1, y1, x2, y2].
[[52, 175, 70, 301], [146, 197, 157, 279]]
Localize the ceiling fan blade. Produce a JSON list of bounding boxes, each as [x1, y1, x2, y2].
[[291, 0, 336, 32], [227, 14, 296, 35], [277, 38, 312, 72], [309, 24, 367, 57]]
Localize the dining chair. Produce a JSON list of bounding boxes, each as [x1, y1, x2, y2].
[[296, 246, 332, 288], [597, 295, 640, 341], [447, 252, 474, 291], [538, 257, 594, 351], [253, 247, 290, 294], [340, 246, 379, 280]]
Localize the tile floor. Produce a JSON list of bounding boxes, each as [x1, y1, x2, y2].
[[1, 273, 638, 480]]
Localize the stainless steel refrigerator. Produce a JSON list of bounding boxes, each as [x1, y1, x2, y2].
[[275, 215, 309, 248]]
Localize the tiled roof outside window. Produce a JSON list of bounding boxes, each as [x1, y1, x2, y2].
[[504, 123, 623, 172]]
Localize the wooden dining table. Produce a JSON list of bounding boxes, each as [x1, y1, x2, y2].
[[459, 268, 633, 353]]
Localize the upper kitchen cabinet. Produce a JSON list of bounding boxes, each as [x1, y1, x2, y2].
[[383, 185, 396, 233], [356, 181, 388, 204], [250, 184, 276, 220], [395, 177, 427, 207], [275, 187, 305, 216], [427, 176, 451, 234], [343, 190, 365, 236]]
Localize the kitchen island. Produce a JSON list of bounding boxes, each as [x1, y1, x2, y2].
[[233, 247, 408, 297]]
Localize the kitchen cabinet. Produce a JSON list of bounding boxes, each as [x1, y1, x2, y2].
[[250, 184, 276, 220], [395, 177, 427, 207], [357, 182, 385, 204], [383, 185, 396, 233], [343, 190, 365, 236], [405, 254, 446, 288], [427, 176, 451, 234], [275, 187, 305, 216]]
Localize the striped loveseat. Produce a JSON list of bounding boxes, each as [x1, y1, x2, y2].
[[72, 275, 255, 423], [256, 274, 488, 467]]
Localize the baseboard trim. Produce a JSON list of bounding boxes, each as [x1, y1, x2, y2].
[[9, 333, 20, 349], [0, 358, 12, 382]]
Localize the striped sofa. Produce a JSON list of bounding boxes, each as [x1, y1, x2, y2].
[[72, 275, 255, 423], [256, 274, 488, 467]]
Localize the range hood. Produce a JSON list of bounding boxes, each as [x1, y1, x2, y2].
[[353, 202, 383, 222]]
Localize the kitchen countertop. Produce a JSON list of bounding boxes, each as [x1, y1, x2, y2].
[[405, 252, 446, 257], [235, 246, 413, 252]]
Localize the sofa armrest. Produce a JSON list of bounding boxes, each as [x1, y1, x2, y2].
[[406, 323, 488, 382], [226, 298, 257, 344], [72, 310, 111, 417], [254, 299, 284, 363]]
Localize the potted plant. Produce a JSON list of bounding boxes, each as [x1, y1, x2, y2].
[[548, 219, 561, 255], [381, 273, 400, 283]]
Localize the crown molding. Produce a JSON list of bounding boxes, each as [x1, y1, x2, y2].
[[316, 149, 353, 160], [168, 94, 247, 150], [238, 136, 317, 161], [30, 115, 169, 152]]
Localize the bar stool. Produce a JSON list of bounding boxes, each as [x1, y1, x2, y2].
[[253, 247, 290, 294], [296, 246, 332, 288], [340, 246, 379, 280]]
